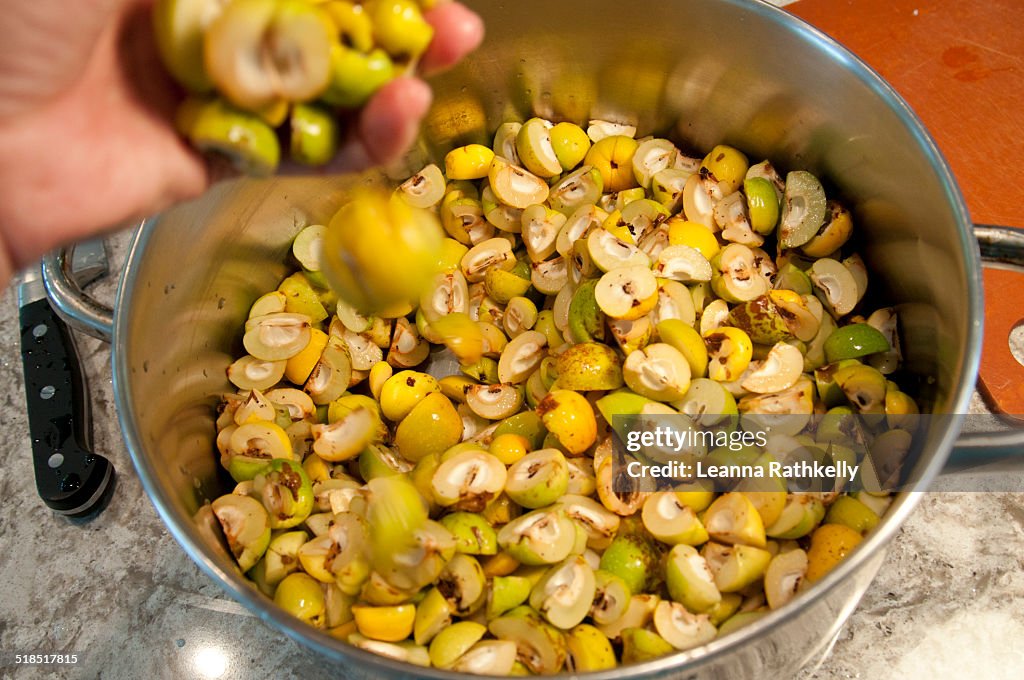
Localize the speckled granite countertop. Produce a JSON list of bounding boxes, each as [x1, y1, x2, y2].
[[0, 231, 1022, 680]]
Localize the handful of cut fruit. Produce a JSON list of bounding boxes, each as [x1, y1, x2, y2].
[[154, 0, 436, 174]]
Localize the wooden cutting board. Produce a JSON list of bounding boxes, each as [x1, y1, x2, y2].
[[788, 0, 1024, 417]]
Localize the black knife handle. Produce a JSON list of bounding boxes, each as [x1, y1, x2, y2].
[[19, 298, 114, 517]]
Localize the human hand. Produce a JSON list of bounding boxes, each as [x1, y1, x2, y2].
[[0, 0, 484, 289]]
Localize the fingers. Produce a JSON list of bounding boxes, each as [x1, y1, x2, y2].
[[323, 3, 483, 171], [296, 77, 431, 176], [420, 2, 485, 76], [357, 76, 433, 166]]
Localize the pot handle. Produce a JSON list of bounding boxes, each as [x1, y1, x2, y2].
[[949, 225, 1024, 462], [40, 246, 115, 343], [951, 429, 1024, 460], [973, 225, 1024, 418]]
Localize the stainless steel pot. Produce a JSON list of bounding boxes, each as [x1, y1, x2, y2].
[[41, 0, 1024, 676]]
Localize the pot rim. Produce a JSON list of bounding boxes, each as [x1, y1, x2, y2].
[[111, 0, 981, 676]]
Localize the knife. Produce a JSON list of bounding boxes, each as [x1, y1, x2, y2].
[[16, 241, 115, 518]]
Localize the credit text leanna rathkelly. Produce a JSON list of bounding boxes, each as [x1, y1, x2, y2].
[[624, 459, 861, 483]]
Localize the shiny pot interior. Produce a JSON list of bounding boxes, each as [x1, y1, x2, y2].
[[112, 0, 979, 677]]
